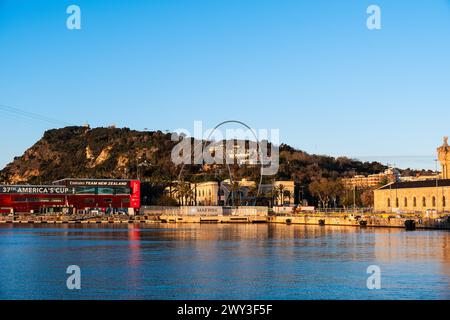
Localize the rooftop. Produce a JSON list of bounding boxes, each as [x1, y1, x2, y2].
[[378, 179, 450, 190]]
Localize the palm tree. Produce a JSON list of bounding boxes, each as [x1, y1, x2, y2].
[[261, 189, 273, 207], [284, 190, 291, 205], [272, 189, 279, 206], [275, 184, 286, 206], [246, 186, 257, 205], [172, 181, 191, 205], [229, 181, 241, 206], [179, 182, 194, 205]]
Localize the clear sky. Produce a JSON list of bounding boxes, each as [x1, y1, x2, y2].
[[1, 0, 450, 170]]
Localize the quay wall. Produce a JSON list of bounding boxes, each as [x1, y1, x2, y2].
[[158, 214, 267, 224], [269, 214, 450, 230], [0, 213, 449, 230]]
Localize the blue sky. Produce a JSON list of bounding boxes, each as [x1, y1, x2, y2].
[[1, 0, 450, 170]]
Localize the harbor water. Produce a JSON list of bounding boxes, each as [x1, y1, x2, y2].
[[0, 223, 449, 299]]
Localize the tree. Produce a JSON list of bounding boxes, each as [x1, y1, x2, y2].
[[284, 190, 291, 205], [274, 184, 286, 206], [172, 181, 193, 205], [155, 194, 179, 206], [361, 188, 374, 208], [378, 176, 390, 187], [341, 188, 356, 208], [246, 186, 257, 205], [340, 187, 373, 209], [309, 178, 344, 208], [180, 183, 194, 205], [229, 181, 242, 206]]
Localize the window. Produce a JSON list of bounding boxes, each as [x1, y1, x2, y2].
[[98, 187, 114, 195], [396, 198, 399, 207], [114, 187, 130, 195], [84, 198, 95, 203], [413, 197, 417, 207], [104, 198, 112, 203], [432, 196, 436, 207], [422, 197, 426, 207], [404, 197, 408, 207], [443, 196, 446, 207], [387, 198, 391, 207], [75, 187, 96, 195], [14, 198, 63, 203]]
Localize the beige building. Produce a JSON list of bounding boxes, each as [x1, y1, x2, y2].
[[194, 181, 220, 206], [374, 137, 450, 214], [374, 180, 450, 214], [273, 181, 296, 206], [342, 168, 399, 189], [438, 136, 450, 179]]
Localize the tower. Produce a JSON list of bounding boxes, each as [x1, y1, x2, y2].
[[437, 136, 450, 179]]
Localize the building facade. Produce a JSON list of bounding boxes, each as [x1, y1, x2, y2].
[[194, 181, 220, 206], [374, 180, 450, 214], [374, 137, 450, 214], [0, 178, 140, 214], [438, 136, 450, 179], [273, 181, 296, 206], [342, 168, 400, 189]]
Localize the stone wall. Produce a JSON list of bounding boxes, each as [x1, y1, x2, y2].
[[374, 186, 450, 213]]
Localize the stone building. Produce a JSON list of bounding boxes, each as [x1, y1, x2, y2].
[[438, 136, 450, 179], [374, 179, 450, 214], [374, 137, 450, 214], [194, 181, 221, 206]]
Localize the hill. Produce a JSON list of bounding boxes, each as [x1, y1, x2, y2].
[[0, 126, 388, 187]]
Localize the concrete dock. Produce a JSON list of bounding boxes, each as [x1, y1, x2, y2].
[[269, 214, 450, 230]]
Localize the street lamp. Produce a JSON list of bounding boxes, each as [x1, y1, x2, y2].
[[435, 159, 439, 214]]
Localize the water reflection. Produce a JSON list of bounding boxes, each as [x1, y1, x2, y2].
[[0, 223, 448, 300]]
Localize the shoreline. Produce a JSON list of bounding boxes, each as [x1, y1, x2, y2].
[[1, 213, 449, 230]]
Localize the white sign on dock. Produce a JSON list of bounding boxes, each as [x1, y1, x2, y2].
[[179, 206, 223, 216]]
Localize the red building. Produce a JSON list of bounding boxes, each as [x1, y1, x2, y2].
[[0, 179, 140, 214]]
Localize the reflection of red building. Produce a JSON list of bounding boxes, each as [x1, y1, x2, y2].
[[0, 179, 140, 214]]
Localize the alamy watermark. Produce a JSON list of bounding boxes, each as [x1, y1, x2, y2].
[[64, 5, 381, 32], [66, 265, 81, 290], [367, 5, 381, 30], [66, 5, 81, 30], [366, 265, 381, 290], [171, 121, 280, 176]]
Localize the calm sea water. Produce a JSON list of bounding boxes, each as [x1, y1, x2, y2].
[[0, 223, 449, 300]]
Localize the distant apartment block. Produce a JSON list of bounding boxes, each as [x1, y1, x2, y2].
[[342, 168, 400, 189]]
